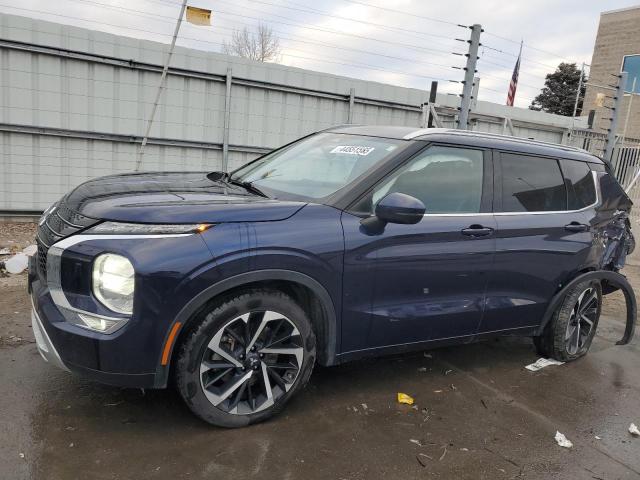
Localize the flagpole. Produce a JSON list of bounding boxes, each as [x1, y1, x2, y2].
[[135, 0, 188, 172]]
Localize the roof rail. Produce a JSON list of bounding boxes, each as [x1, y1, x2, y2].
[[410, 129, 590, 155]]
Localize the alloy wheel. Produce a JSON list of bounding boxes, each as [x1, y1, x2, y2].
[[199, 310, 304, 415], [564, 286, 599, 355]]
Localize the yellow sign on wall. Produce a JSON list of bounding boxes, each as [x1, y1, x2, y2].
[[186, 6, 212, 26], [595, 92, 606, 107]]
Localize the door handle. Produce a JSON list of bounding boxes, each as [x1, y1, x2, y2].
[[461, 224, 494, 237], [564, 222, 589, 233]]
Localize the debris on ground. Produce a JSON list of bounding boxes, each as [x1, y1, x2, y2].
[[410, 439, 424, 447], [629, 423, 640, 436], [4, 253, 28, 274], [397, 392, 414, 405], [0, 248, 10, 255], [595, 435, 602, 440], [22, 244, 37, 256], [439, 445, 448, 461], [18, 453, 25, 459], [555, 431, 573, 448], [416, 453, 432, 467], [423, 352, 432, 358], [525, 358, 565, 372], [417, 367, 427, 372]]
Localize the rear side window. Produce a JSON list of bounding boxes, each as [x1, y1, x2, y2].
[[560, 159, 596, 209], [500, 154, 566, 212]]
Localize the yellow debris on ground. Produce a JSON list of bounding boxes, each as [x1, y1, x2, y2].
[[397, 392, 414, 405]]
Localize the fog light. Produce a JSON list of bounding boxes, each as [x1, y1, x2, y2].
[[92, 253, 135, 314], [77, 313, 127, 333]]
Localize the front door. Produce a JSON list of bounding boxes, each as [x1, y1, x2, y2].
[[341, 144, 496, 354]]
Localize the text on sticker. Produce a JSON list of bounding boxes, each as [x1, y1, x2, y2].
[[330, 146, 375, 156]]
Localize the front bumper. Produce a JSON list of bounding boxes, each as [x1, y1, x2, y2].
[[31, 297, 70, 372], [31, 282, 159, 387], [28, 229, 215, 389]]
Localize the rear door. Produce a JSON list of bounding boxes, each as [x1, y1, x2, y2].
[[479, 152, 598, 333]]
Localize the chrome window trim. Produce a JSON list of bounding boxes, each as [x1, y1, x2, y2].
[[47, 233, 192, 333], [420, 170, 600, 217]]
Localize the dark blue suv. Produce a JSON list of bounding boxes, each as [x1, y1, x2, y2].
[[29, 126, 634, 427]]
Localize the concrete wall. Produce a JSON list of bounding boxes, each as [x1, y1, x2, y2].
[[0, 13, 582, 212], [583, 6, 640, 138]]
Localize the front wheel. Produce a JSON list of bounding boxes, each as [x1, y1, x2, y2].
[[534, 280, 602, 362], [175, 289, 316, 427]]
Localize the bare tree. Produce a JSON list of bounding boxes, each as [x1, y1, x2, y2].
[[222, 24, 281, 63]]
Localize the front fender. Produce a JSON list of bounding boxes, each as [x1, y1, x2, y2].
[[154, 269, 339, 387]]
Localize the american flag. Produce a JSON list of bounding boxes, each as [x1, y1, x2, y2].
[[506, 43, 523, 107]]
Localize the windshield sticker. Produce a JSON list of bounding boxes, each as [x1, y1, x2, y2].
[[330, 145, 375, 156]]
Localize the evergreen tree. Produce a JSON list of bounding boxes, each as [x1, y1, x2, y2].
[[530, 63, 586, 116]]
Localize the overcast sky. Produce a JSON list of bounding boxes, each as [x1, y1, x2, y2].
[[1, 0, 638, 108]]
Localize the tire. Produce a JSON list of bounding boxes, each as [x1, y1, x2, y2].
[[533, 280, 602, 362], [175, 289, 316, 427]]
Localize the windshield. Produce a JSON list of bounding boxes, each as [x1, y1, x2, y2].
[[230, 133, 405, 200]]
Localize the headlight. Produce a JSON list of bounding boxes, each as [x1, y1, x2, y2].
[[88, 222, 211, 234], [92, 253, 135, 314]]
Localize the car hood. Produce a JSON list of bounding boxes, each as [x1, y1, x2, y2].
[[63, 172, 307, 223]]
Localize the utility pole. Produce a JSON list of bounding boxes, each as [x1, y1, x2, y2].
[[135, 0, 188, 171], [570, 62, 586, 137], [603, 71, 627, 164], [571, 62, 585, 119], [457, 24, 481, 130]]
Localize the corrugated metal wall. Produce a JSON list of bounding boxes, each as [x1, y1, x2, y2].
[[0, 13, 578, 212]]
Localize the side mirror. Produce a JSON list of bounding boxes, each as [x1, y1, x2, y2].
[[375, 192, 426, 224], [360, 192, 425, 234]]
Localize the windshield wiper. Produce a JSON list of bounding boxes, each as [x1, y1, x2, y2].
[[206, 171, 269, 198], [227, 178, 269, 198]]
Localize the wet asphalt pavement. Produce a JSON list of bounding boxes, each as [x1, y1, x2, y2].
[[1, 222, 639, 479], [1, 294, 639, 479]]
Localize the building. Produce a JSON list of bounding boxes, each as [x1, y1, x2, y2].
[[583, 5, 640, 140]]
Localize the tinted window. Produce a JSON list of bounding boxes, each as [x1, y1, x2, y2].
[[560, 159, 596, 209], [500, 154, 566, 212], [370, 146, 484, 214]]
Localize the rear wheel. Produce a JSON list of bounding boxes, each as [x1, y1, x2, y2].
[[534, 280, 602, 362], [175, 289, 316, 427]]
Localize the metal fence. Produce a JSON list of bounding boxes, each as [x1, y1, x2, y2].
[[569, 129, 640, 224], [0, 13, 589, 212]]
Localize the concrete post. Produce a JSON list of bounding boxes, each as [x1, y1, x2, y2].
[[457, 24, 481, 130], [222, 68, 232, 172], [603, 71, 627, 164], [348, 88, 355, 124]]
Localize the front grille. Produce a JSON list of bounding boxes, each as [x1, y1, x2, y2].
[[36, 202, 98, 283], [37, 241, 48, 278]]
